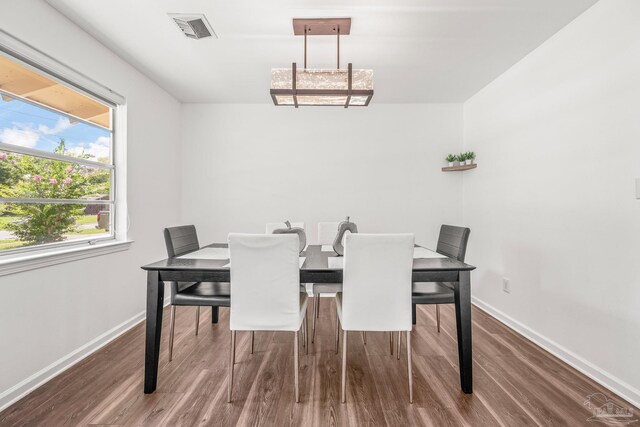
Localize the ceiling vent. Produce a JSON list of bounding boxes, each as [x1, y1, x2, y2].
[[168, 14, 217, 39]]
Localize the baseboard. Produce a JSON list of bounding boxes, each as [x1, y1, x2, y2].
[[472, 296, 640, 408], [0, 295, 172, 413]]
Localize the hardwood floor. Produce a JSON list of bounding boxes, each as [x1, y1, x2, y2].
[[1, 300, 636, 426]]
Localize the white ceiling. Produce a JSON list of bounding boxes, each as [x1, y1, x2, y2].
[[46, 0, 597, 104]]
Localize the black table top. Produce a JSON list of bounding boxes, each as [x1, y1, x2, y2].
[[142, 243, 475, 272]]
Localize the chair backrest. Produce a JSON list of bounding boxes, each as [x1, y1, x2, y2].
[[265, 222, 305, 234], [436, 225, 471, 262], [163, 225, 200, 299], [341, 233, 414, 331], [317, 222, 340, 245], [164, 225, 199, 258], [228, 233, 302, 331]]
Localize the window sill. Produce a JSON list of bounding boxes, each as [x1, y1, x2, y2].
[[0, 240, 133, 277]]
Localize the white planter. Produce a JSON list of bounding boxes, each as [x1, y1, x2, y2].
[[469, 159, 475, 164], [466, 159, 472, 165], [448, 162, 454, 167]]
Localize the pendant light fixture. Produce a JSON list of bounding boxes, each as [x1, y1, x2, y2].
[[270, 18, 374, 108]]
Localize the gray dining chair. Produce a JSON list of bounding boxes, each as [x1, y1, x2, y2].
[[164, 225, 231, 361], [412, 225, 471, 332]]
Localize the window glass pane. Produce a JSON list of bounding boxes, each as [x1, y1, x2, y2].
[[0, 202, 111, 250], [0, 151, 111, 201], [0, 96, 112, 164], [0, 50, 117, 254]]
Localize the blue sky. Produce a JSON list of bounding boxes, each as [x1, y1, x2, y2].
[[0, 97, 111, 162]]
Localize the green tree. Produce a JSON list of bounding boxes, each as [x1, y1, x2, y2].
[[0, 139, 109, 244]]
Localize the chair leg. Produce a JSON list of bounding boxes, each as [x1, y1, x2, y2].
[[227, 331, 236, 403], [250, 331, 255, 355], [436, 304, 441, 333], [341, 330, 348, 403], [302, 316, 306, 349], [168, 305, 177, 362], [389, 332, 394, 355], [335, 317, 340, 354], [312, 295, 318, 343], [305, 316, 309, 354], [361, 331, 367, 345], [397, 331, 401, 360], [233, 332, 236, 364], [195, 306, 200, 336], [303, 316, 308, 355], [294, 331, 300, 403], [316, 296, 321, 318], [407, 331, 413, 404]]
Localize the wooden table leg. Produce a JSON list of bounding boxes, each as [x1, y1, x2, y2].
[[144, 271, 164, 393], [211, 306, 219, 323], [454, 270, 473, 394]]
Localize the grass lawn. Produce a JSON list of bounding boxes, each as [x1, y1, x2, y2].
[[0, 214, 97, 230], [75, 214, 99, 226], [0, 239, 27, 250], [0, 214, 107, 250]]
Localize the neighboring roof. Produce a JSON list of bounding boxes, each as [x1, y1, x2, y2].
[[0, 55, 110, 129]]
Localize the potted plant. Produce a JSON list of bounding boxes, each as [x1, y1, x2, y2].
[[457, 152, 467, 166], [446, 154, 456, 167], [467, 151, 476, 165]]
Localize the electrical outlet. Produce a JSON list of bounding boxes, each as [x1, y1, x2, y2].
[[503, 277, 511, 294]]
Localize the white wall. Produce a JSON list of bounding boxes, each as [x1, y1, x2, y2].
[[180, 104, 463, 247], [0, 0, 182, 409], [463, 0, 640, 405]]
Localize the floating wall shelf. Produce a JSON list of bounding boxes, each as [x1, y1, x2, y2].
[[442, 164, 477, 172]]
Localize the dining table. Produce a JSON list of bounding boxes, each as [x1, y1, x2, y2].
[[141, 243, 476, 395]]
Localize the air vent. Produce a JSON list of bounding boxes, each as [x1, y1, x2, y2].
[[168, 14, 217, 39]]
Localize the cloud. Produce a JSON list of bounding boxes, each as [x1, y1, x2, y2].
[[38, 117, 72, 135], [0, 126, 39, 148], [68, 135, 110, 160]]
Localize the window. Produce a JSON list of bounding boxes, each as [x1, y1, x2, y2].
[[0, 49, 120, 255]]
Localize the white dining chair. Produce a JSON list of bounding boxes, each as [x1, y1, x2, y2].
[[227, 233, 308, 403], [266, 222, 308, 298], [335, 233, 415, 403], [311, 222, 341, 343], [265, 222, 305, 234]]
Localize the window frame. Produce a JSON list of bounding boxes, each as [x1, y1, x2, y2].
[[0, 29, 130, 273]]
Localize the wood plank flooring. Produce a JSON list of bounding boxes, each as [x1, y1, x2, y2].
[[1, 300, 637, 426]]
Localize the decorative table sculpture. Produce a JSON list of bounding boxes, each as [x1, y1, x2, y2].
[[332, 216, 358, 256], [273, 220, 307, 254]]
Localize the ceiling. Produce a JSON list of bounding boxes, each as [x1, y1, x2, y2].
[[46, 0, 598, 104]]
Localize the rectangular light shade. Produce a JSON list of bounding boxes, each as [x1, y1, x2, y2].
[[270, 66, 373, 107]]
